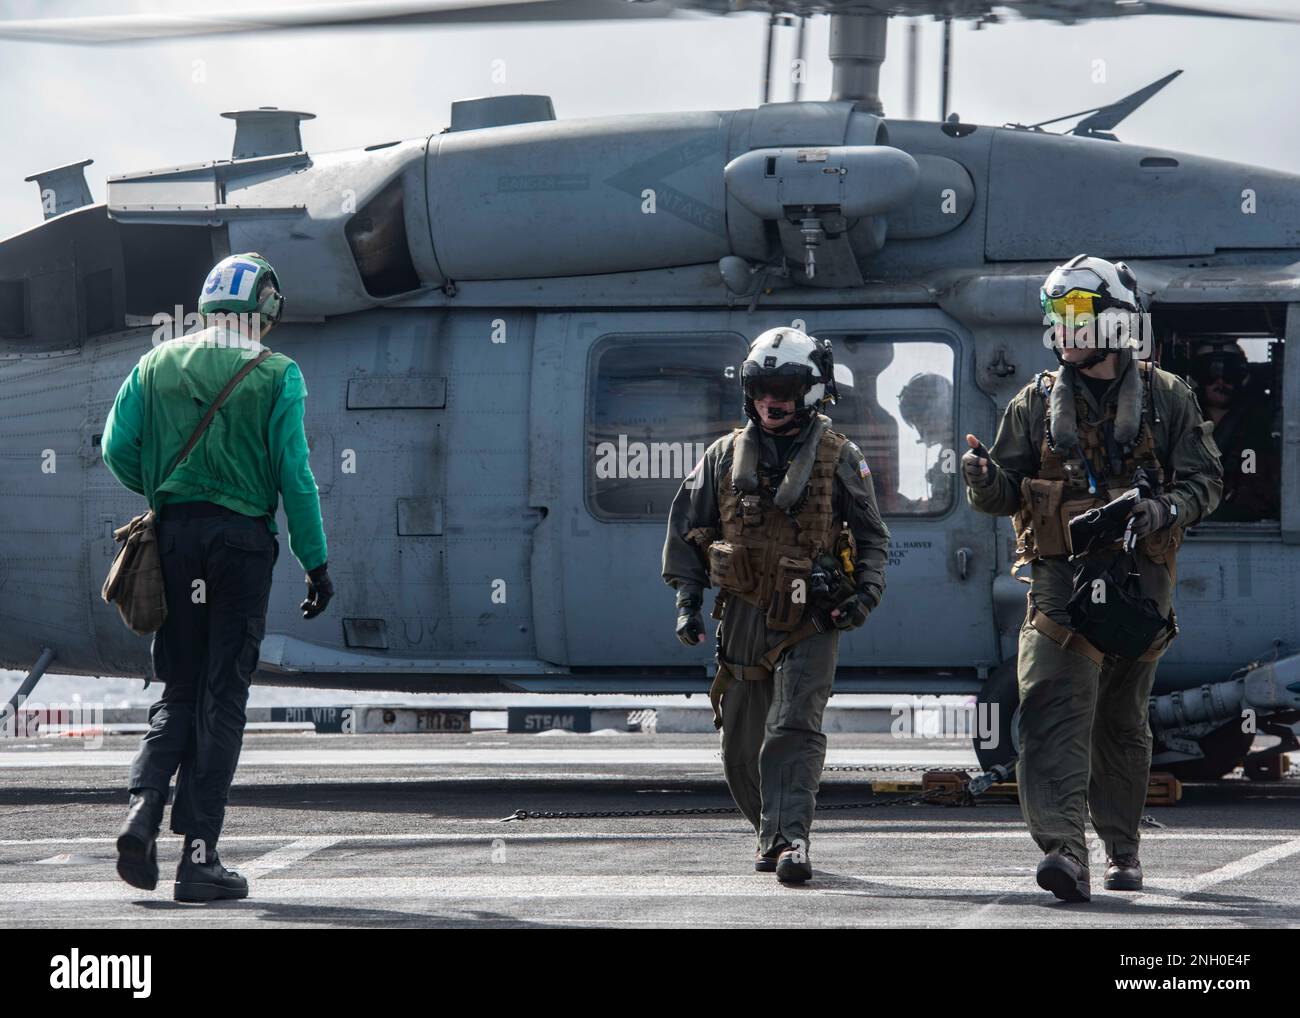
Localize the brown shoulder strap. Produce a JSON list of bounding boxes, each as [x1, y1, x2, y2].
[[759, 617, 821, 673], [163, 348, 273, 482]]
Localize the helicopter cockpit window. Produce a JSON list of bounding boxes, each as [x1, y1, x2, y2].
[[587, 333, 748, 520], [820, 334, 957, 516]]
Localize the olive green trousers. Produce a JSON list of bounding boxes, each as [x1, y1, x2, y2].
[[717, 596, 840, 856], [1016, 557, 1172, 865]]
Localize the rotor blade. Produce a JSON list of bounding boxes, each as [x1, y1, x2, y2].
[[982, 1, 1300, 25], [731, 2, 1300, 26], [0, 0, 683, 45], [1125, 1, 1300, 22]]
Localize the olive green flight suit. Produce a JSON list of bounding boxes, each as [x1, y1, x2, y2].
[[663, 416, 890, 856], [968, 358, 1222, 865]]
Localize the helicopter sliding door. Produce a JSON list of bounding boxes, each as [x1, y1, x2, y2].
[[530, 308, 998, 690], [528, 312, 747, 680]]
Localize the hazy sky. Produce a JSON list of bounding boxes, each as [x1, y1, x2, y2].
[[1, 0, 1299, 239]]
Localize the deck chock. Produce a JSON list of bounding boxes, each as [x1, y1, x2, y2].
[[911, 770, 1182, 807]]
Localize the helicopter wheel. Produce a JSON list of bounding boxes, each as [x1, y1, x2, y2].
[[973, 661, 1020, 772], [1157, 720, 1257, 782]]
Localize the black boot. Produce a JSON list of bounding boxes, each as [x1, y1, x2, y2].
[[775, 839, 812, 885], [115, 789, 164, 891], [1104, 853, 1143, 891], [1036, 849, 1091, 903], [174, 842, 249, 903]]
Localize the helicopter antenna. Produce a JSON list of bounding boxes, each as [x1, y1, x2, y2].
[[1012, 69, 1184, 141]]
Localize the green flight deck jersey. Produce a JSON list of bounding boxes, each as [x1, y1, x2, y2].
[[101, 328, 328, 572]]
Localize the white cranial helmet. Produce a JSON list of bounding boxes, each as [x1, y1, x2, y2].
[[741, 327, 838, 425]]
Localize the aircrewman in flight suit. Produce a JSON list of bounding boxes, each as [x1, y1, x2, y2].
[[963, 255, 1222, 901], [662, 327, 890, 884]]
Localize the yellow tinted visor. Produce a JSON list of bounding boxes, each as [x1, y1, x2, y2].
[[1041, 288, 1101, 324]]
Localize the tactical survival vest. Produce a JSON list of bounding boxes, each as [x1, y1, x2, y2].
[[1012, 361, 1181, 569], [706, 425, 850, 632]]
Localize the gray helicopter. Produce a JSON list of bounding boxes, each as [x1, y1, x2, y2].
[[1, 0, 1298, 783]]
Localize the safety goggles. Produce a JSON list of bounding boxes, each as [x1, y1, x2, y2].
[[1040, 288, 1126, 326]]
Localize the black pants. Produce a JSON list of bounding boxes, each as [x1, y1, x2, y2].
[[128, 502, 277, 855]]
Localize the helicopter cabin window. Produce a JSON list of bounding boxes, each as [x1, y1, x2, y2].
[[819, 333, 957, 516], [1158, 305, 1283, 526], [587, 333, 748, 520]]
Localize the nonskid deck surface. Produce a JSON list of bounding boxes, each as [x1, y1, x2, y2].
[[0, 731, 1296, 929]]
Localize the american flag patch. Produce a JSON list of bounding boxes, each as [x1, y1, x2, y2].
[[858, 458, 871, 478]]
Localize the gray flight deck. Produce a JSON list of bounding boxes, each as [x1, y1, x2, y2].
[[0, 729, 1297, 929]]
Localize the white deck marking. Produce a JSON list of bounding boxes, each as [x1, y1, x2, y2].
[[1129, 836, 1300, 907], [237, 836, 341, 879]]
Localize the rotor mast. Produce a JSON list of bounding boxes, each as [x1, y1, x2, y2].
[[828, 12, 888, 114]]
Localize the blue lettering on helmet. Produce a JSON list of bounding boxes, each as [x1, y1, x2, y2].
[[226, 260, 258, 295]]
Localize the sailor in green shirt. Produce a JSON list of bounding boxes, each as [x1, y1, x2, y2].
[[104, 253, 333, 903]]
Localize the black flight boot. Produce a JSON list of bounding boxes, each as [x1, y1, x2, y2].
[[754, 847, 781, 873], [1036, 848, 1091, 903], [1104, 853, 1144, 891], [174, 844, 249, 903], [775, 839, 812, 885], [115, 789, 164, 891]]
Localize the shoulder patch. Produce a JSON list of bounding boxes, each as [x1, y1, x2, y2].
[[842, 443, 871, 478]]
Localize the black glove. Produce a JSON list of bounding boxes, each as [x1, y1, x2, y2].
[[830, 588, 876, 631], [301, 563, 334, 620], [961, 437, 995, 489], [674, 589, 706, 647], [1129, 497, 1174, 538]]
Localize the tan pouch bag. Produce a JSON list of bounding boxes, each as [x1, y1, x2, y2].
[[1060, 495, 1106, 556], [766, 555, 813, 632], [707, 541, 756, 596], [1020, 477, 1068, 558], [101, 513, 166, 635]]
